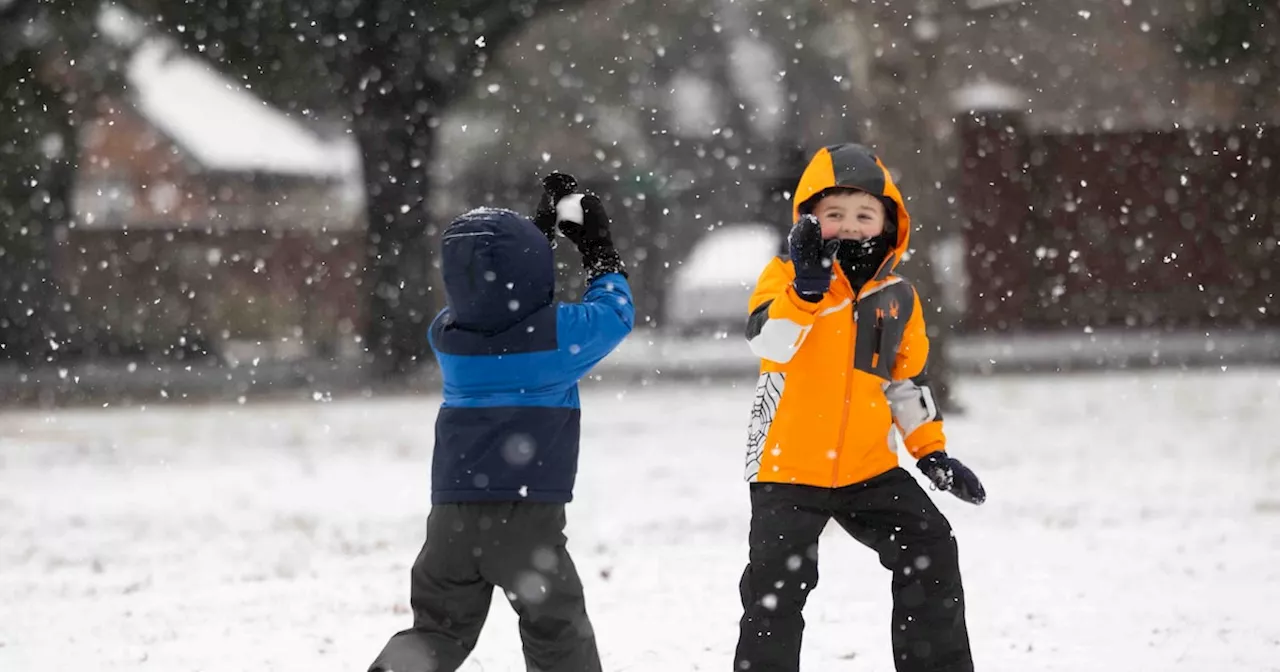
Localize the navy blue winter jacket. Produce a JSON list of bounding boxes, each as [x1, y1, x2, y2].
[[427, 207, 635, 504]]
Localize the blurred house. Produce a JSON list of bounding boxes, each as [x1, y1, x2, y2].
[[65, 25, 367, 364], [956, 109, 1279, 334], [929, 1, 1280, 335]]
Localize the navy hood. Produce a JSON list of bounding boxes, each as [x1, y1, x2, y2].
[[440, 207, 555, 333]]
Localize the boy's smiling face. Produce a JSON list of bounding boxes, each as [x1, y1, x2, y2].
[[812, 190, 887, 241]]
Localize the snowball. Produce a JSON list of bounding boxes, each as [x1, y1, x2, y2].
[[555, 193, 586, 226]]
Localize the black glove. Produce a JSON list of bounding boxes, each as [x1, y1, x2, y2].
[[788, 214, 838, 302], [917, 452, 986, 505], [563, 193, 626, 279], [533, 172, 578, 246]]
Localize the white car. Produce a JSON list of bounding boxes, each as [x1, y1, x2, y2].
[[664, 223, 783, 335]]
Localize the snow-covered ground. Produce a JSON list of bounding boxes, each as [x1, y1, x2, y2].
[[3, 368, 1279, 671]]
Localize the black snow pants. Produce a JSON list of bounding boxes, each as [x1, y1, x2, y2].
[[735, 467, 973, 672], [370, 502, 600, 672]]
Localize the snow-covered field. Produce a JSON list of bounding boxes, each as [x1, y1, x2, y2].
[[3, 368, 1279, 671]]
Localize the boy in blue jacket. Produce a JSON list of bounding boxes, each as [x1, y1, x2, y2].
[[370, 174, 634, 672]]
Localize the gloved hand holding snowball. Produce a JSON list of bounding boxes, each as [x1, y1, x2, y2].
[[533, 172, 626, 280]]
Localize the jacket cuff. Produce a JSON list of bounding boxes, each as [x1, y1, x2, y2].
[[903, 420, 946, 459], [774, 285, 825, 321]]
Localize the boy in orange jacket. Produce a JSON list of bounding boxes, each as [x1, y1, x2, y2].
[[736, 143, 985, 672]]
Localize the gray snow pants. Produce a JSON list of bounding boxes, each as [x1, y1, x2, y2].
[[369, 502, 601, 672]]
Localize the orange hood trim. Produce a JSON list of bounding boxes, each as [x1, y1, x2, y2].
[[792, 143, 911, 278]]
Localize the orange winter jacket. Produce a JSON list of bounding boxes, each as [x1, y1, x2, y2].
[[743, 144, 945, 488]]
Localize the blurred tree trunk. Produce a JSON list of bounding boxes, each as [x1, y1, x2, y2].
[[903, 1, 963, 412], [339, 12, 445, 376], [340, 2, 588, 375], [0, 51, 64, 364], [0, 1, 94, 365], [351, 100, 439, 375], [854, 0, 964, 412]]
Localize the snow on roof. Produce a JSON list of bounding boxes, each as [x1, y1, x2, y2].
[[950, 80, 1028, 113], [125, 39, 360, 178]]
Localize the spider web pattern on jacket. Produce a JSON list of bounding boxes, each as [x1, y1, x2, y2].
[[745, 372, 785, 482]]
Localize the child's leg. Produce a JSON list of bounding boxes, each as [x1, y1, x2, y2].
[[479, 503, 602, 672], [735, 483, 831, 672], [369, 504, 494, 672], [831, 468, 973, 672]]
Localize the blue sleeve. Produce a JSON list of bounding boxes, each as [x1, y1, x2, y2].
[[555, 273, 635, 378]]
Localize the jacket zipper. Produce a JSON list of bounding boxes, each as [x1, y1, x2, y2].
[[830, 284, 860, 488], [872, 312, 885, 371], [829, 252, 897, 486]]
